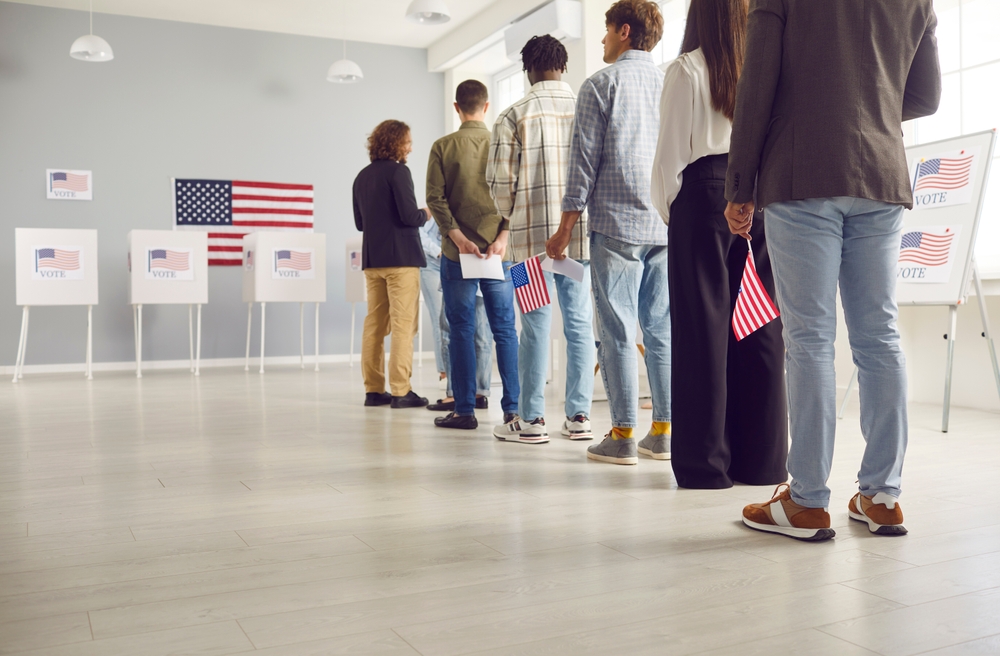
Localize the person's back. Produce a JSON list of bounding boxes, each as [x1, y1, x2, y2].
[[727, 0, 940, 209], [727, 0, 940, 542]]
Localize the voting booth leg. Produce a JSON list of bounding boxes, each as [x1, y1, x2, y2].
[[973, 264, 1000, 404], [838, 366, 859, 419], [188, 305, 195, 373], [314, 302, 320, 372], [12, 306, 28, 383], [942, 305, 959, 433], [20, 306, 30, 380], [259, 302, 267, 375], [86, 305, 93, 381], [349, 303, 356, 368], [244, 302, 253, 372], [136, 304, 143, 379], [132, 305, 139, 374], [299, 302, 305, 370], [418, 293, 423, 369], [195, 304, 202, 377]]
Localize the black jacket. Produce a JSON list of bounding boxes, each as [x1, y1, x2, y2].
[[352, 160, 427, 269]]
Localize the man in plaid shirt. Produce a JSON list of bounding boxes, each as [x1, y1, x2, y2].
[[547, 0, 671, 466], [487, 36, 594, 444]]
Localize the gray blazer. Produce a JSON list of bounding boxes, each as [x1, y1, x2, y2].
[[726, 0, 942, 210]]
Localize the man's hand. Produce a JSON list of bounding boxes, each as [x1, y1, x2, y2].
[[724, 201, 755, 241], [449, 229, 484, 258], [546, 211, 582, 260], [485, 230, 508, 259], [423, 208, 432, 221]]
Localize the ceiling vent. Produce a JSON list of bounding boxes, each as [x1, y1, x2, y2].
[[504, 0, 583, 61]]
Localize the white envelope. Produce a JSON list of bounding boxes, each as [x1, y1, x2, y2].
[[541, 255, 585, 282], [459, 253, 505, 280]]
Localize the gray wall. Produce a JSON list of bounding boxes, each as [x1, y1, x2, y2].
[[0, 1, 445, 366]]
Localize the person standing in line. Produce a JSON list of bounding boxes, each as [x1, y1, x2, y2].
[[427, 80, 522, 435], [547, 0, 669, 465], [417, 217, 448, 389], [352, 120, 431, 409], [651, 0, 787, 489], [727, 0, 940, 540], [487, 35, 595, 445]]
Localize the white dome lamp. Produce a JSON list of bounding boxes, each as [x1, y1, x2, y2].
[[405, 0, 451, 25], [327, 39, 363, 83], [70, 0, 114, 62]]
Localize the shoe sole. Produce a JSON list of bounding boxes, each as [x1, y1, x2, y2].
[[391, 403, 428, 409], [494, 433, 549, 444], [742, 517, 836, 541], [638, 447, 671, 460], [586, 451, 638, 465], [848, 509, 908, 536], [561, 429, 594, 440]]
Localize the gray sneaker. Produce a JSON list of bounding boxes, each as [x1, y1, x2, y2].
[[638, 433, 671, 460], [586, 433, 638, 465]]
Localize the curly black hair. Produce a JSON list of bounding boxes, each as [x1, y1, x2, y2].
[[521, 35, 568, 74]]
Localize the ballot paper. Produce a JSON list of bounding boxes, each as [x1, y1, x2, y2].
[[459, 253, 505, 280], [541, 255, 585, 282]]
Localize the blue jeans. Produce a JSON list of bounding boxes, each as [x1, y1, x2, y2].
[[519, 266, 595, 422], [419, 257, 446, 374], [590, 233, 671, 428], [766, 197, 907, 509], [441, 296, 493, 398], [441, 256, 519, 416]]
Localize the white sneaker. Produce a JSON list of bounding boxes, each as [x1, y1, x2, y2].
[[493, 414, 549, 444], [561, 414, 593, 440]]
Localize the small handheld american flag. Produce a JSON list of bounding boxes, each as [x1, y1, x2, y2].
[[511, 255, 551, 314], [732, 249, 780, 342]]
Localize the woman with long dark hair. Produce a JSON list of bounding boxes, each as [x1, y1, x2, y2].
[[651, 0, 787, 488]]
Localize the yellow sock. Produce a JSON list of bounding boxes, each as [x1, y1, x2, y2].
[[611, 427, 634, 440], [650, 421, 671, 436]]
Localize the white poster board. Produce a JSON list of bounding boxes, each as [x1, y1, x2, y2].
[[345, 238, 367, 303], [127, 231, 208, 305], [897, 130, 996, 306], [15, 228, 99, 306], [242, 232, 327, 303]]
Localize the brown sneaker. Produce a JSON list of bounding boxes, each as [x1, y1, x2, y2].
[[848, 492, 907, 536], [742, 484, 836, 541]]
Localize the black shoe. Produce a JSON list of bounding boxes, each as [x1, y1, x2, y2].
[[427, 396, 488, 412], [434, 412, 478, 430], [364, 392, 392, 407], [391, 391, 429, 409], [476, 396, 489, 410]]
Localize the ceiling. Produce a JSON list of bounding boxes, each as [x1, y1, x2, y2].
[[7, 0, 500, 48]]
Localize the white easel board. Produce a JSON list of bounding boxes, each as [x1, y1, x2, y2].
[[897, 129, 997, 306], [15, 228, 99, 306], [345, 238, 367, 303], [127, 231, 208, 305], [242, 232, 327, 303]]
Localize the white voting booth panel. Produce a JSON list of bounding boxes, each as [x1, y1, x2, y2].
[[12, 228, 98, 382], [840, 130, 1000, 431], [243, 232, 327, 373], [127, 230, 209, 378]]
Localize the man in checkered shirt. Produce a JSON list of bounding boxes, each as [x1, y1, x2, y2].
[[487, 35, 595, 444], [546, 0, 671, 466]]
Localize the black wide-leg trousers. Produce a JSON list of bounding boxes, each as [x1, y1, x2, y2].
[[668, 155, 788, 489]]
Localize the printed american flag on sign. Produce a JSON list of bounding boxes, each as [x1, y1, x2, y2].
[[913, 155, 974, 191], [50, 172, 89, 192], [275, 250, 312, 271], [36, 248, 80, 271], [173, 179, 314, 266], [899, 229, 954, 266], [732, 249, 780, 342], [511, 255, 550, 314], [149, 249, 190, 271]]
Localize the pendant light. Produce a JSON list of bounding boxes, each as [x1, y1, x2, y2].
[[405, 0, 451, 25], [327, 39, 363, 83], [70, 0, 114, 62]]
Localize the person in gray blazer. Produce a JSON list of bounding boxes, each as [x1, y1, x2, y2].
[[725, 0, 941, 541]]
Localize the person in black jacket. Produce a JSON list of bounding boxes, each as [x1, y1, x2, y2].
[[353, 120, 431, 409]]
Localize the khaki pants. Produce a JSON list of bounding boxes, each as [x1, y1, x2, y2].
[[362, 267, 421, 397]]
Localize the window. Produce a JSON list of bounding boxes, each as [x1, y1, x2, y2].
[[651, 0, 688, 69], [493, 66, 526, 117], [910, 0, 1000, 274]]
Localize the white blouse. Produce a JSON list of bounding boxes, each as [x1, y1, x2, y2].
[[651, 48, 733, 224]]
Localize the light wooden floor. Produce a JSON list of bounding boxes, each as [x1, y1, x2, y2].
[[1, 364, 999, 656]]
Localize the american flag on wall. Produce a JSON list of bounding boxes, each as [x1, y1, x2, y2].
[[511, 255, 550, 314], [172, 179, 314, 266], [732, 250, 780, 342], [899, 229, 955, 266]]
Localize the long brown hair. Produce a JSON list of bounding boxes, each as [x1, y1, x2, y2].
[[679, 0, 748, 121]]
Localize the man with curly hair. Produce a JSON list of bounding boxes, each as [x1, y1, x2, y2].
[[487, 35, 594, 444]]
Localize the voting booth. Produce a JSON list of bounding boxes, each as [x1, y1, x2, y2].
[[12, 228, 99, 382], [127, 230, 209, 377], [243, 231, 327, 372]]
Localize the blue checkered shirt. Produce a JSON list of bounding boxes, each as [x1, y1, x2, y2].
[[561, 50, 666, 245]]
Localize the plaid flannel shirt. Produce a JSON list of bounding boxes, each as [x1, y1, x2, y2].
[[487, 81, 588, 263], [561, 50, 666, 245]]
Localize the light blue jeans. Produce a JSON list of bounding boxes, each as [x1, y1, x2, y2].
[[518, 265, 595, 422], [590, 233, 671, 428], [766, 197, 908, 509], [419, 257, 446, 374], [440, 295, 493, 398]]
